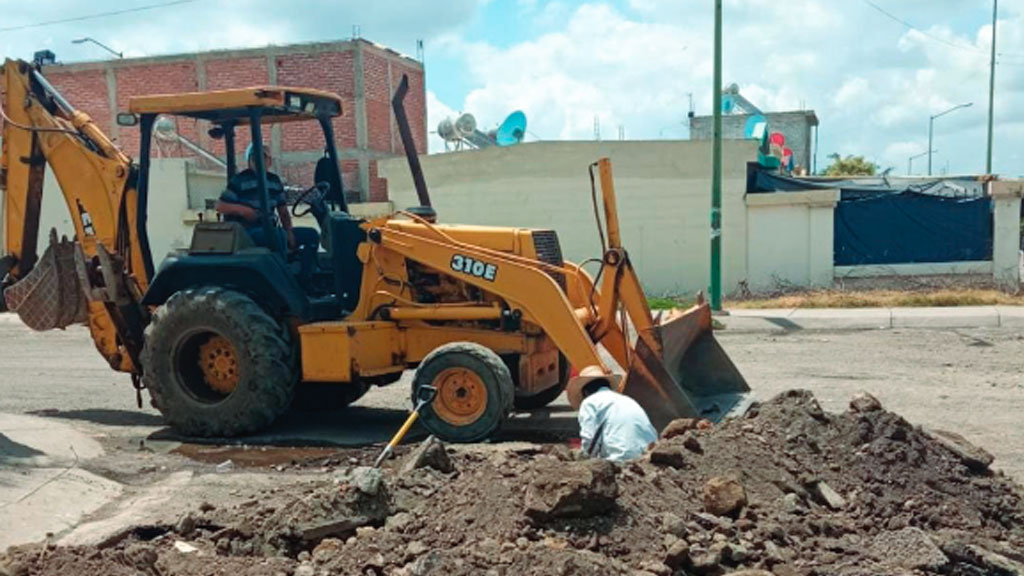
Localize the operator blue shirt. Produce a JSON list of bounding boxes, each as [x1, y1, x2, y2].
[[218, 168, 286, 228]]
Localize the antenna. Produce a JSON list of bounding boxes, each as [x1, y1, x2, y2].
[[352, 25, 361, 39], [594, 115, 601, 141], [416, 39, 424, 63], [687, 92, 694, 118], [618, 125, 625, 141], [437, 110, 527, 150]]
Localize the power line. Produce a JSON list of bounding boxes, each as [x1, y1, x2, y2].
[[0, 0, 198, 34], [860, 0, 988, 55]]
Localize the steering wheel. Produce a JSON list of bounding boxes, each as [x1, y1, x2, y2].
[[292, 181, 330, 218]]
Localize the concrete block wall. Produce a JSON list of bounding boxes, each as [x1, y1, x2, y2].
[[379, 140, 758, 296], [40, 39, 426, 202], [745, 190, 838, 291]]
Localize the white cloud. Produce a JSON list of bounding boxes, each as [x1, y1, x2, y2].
[[438, 0, 1024, 175]]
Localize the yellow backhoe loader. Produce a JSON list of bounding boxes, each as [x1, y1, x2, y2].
[[1, 57, 750, 442]]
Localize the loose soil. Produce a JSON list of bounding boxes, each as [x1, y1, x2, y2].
[[4, 390, 1023, 576]]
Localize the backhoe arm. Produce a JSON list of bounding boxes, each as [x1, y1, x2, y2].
[[1, 59, 150, 373]]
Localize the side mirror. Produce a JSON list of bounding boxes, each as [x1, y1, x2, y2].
[[116, 112, 138, 127]]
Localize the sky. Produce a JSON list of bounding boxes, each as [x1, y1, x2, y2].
[[0, 0, 1021, 176]]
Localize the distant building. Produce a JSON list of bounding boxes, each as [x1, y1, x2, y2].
[[40, 38, 427, 202], [690, 110, 819, 174]]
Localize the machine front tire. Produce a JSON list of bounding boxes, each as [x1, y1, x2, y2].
[[412, 342, 514, 443], [142, 287, 296, 437]]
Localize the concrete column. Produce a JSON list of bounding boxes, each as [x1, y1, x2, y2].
[[744, 189, 839, 291], [195, 56, 208, 152], [990, 180, 1024, 288], [104, 65, 119, 141], [353, 41, 370, 200], [266, 53, 282, 162]]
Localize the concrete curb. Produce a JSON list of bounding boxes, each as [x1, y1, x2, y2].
[[721, 306, 1022, 333]]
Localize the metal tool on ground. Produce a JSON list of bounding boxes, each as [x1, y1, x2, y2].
[[1, 57, 750, 445], [374, 385, 437, 468]]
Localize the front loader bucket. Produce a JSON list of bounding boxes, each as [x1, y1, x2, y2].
[[620, 302, 751, 431]]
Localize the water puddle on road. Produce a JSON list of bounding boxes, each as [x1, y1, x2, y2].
[[171, 444, 376, 468]]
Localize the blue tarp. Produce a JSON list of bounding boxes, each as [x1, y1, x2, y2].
[[834, 193, 992, 266]]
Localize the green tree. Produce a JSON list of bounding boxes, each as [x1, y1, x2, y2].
[[823, 153, 878, 177]]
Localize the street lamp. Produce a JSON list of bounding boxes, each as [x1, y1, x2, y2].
[[908, 150, 936, 175], [71, 37, 123, 59], [928, 102, 972, 175]]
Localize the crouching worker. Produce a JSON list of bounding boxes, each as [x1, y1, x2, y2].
[[567, 366, 657, 462]]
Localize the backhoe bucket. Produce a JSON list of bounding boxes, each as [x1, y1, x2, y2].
[[620, 302, 751, 431], [2, 230, 88, 331]]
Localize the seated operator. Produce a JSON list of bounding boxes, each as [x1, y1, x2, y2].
[[216, 143, 319, 283]]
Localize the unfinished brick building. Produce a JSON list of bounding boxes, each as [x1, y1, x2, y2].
[[42, 38, 427, 203]]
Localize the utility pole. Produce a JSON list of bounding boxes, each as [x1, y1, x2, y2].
[[986, 0, 998, 174], [710, 0, 723, 311]]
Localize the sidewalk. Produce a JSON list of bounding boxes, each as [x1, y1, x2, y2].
[[721, 305, 1024, 332]]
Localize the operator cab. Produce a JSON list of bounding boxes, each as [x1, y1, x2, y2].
[[124, 87, 365, 320]]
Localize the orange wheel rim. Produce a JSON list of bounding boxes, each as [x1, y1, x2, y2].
[[431, 367, 487, 426], [198, 335, 240, 394]]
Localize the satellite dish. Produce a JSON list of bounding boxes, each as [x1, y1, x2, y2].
[[744, 114, 767, 139], [438, 113, 478, 142], [154, 115, 177, 141], [495, 110, 526, 146], [725, 83, 740, 95], [722, 95, 735, 115], [455, 113, 477, 135]]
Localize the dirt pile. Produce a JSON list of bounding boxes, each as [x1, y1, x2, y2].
[[4, 389, 1024, 576]]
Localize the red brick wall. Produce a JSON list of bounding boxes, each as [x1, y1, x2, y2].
[[41, 40, 426, 202], [276, 51, 358, 151], [114, 62, 199, 154], [47, 69, 111, 141]]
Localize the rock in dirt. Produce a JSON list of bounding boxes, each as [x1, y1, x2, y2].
[[849, 391, 882, 413], [648, 444, 688, 469], [663, 540, 690, 568], [724, 571, 774, 576], [660, 418, 699, 439], [173, 540, 199, 554], [808, 481, 846, 510], [266, 476, 391, 544], [868, 527, 947, 570], [524, 459, 618, 522], [703, 476, 746, 517], [124, 543, 158, 569], [927, 428, 995, 472], [401, 435, 454, 474]]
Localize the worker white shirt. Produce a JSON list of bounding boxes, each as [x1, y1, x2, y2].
[[578, 389, 658, 462]]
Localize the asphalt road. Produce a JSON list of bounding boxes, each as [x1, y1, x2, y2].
[[3, 314, 1024, 549], [2, 314, 1022, 476]]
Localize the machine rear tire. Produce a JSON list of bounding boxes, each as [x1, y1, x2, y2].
[[412, 342, 513, 443], [142, 287, 296, 437]]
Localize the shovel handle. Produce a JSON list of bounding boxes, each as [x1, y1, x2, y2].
[[373, 386, 437, 468]]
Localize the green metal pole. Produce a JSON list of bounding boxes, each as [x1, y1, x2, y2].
[[986, 0, 997, 174], [710, 0, 723, 311]]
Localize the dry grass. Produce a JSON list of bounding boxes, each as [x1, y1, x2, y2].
[[728, 288, 1024, 309]]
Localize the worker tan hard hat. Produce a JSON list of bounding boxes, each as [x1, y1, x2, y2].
[[566, 365, 622, 411]]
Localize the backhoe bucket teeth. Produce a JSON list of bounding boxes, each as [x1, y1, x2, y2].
[[620, 302, 751, 431]]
